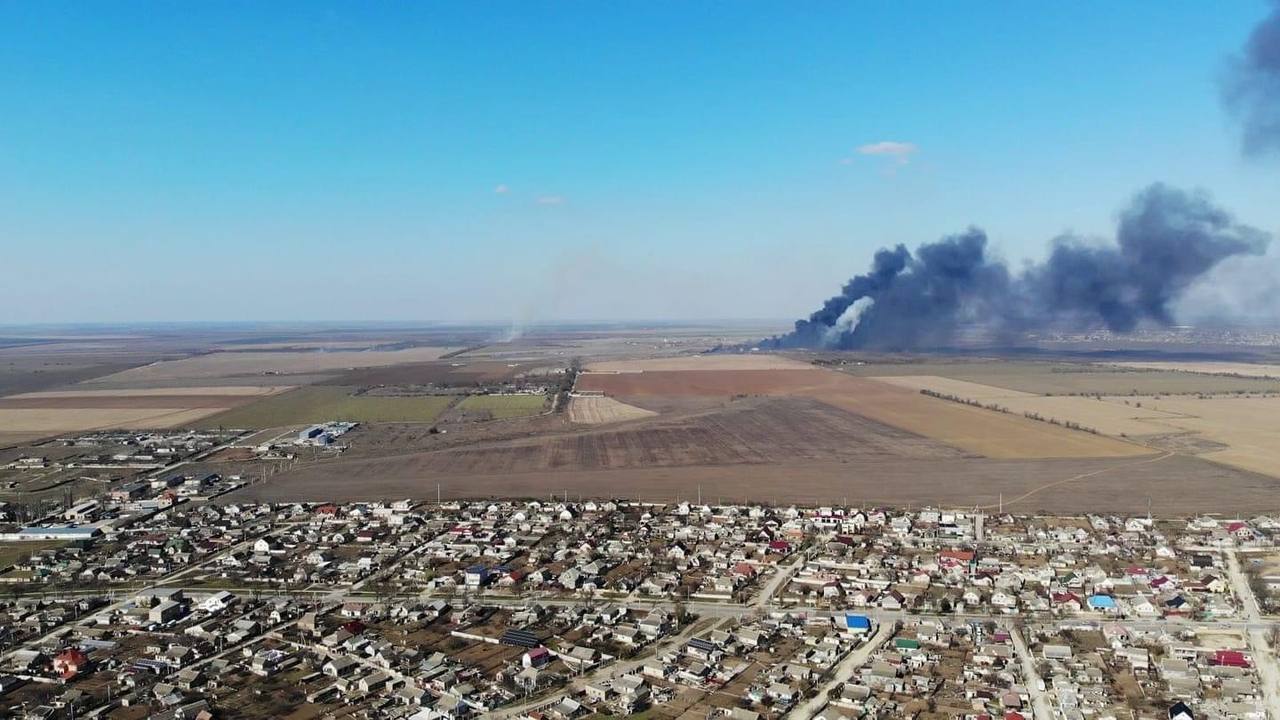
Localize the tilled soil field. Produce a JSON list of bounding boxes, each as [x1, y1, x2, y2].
[[319, 360, 545, 386], [225, 451, 1280, 515], [0, 394, 270, 409], [580, 368, 1145, 459], [282, 397, 965, 477]]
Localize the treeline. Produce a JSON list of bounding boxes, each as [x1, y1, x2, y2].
[[553, 359, 582, 413], [919, 389, 1103, 435]]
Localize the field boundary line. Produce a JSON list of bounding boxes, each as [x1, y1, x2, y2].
[[977, 451, 1174, 510]]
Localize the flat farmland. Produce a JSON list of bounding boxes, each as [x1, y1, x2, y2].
[[579, 367, 1145, 459], [195, 386, 454, 428], [578, 366, 824, 394], [585, 354, 813, 372], [320, 360, 540, 387], [454, 394, 548, 419], [576, 369, 829, 396], [870, 373, 1280, 477], [1111, 361, 1280, 379], [0, 431, 53, 447], [873, 376, 1187, 436], [224, 353, 1280, 513], [1102, 395, 1280, 476], [567, 395, 657, 424], [0, 385, 291, 439], [0, 407, 229, 435], [238, 396, 965, 480], [86, 346, 461, 386], [842, 360, 1280, 395], [871, 375, 1036, 400], [0, 386, 288, 409], [226, 452, 1280, 516], [809, 377, 1145, 459]]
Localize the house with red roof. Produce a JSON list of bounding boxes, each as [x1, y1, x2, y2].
[[1212, 649, 1249, 668]]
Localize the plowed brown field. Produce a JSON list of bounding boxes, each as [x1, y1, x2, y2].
[[277, 397, 964, 477], [579, 368, 1144, 459], [227, 452, 1280, 516]]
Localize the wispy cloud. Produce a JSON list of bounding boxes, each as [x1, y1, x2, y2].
[[846, 140, 919, 165], [494, 184, 510, 194], [535, 195, 565, 206]]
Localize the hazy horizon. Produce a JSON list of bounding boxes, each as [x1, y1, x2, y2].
[[3, 2, 1278, 327]]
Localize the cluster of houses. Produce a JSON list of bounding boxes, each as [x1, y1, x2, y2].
[[814, 617, 1034, 720], [2, 496, 1278, 719], [34, 429, 238, 470], [1029, 620, 1269, 719], [781, 508, 1266, 620]]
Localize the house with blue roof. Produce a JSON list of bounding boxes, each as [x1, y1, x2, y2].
[[1087, 595, 1118, 612], [843, 614, 872, 635], [465, 565, 491, 588]]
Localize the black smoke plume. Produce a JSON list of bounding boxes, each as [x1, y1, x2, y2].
[[1223, 0, 1280, 156], [769, 184, 1270, 350]]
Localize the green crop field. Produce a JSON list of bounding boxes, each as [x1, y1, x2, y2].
[[455, 393, 548, 419], [0, 540, 65, 569], [197, 387, 454, 428]]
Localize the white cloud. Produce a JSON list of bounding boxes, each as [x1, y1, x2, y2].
[[854, 140, 918, 164], [494, 184, 509, 194], [535, 195, 565, 206]]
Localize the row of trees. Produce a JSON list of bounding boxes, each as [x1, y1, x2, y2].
[[918, 389, 1102, 435]]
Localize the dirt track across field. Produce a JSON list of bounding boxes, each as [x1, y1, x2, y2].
[[224, 451, 1280, 515], [266, 397, 965, 477], [579, 368, 1145, 459]]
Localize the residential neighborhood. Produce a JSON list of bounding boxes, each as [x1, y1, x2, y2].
[[2, 488, 1280, 719]]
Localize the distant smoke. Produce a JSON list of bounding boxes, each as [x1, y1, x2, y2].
[[769, 184, 1271, 350], [825, 297, 875, 344], [1223, 1, 1280, 156]]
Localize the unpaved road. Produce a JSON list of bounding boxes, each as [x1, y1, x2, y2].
[[1227, 551, 1280, 720], [790, 620, 894, 720]]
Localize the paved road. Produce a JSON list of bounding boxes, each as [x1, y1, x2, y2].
[[790, 620, 894, 720]]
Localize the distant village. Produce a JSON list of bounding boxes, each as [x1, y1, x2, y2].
[[2, 470, 1280, 720]]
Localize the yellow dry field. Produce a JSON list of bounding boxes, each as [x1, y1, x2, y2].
[[875, 376, 1185, 437], [212, 341, 390, 351], [568, 395, 658, 424], [90, 347, 461, 384], [992, 396, 1185, 437], [807, 377, 1149, 459], [0, 407, 231, 434], [871, 375, 1036, 400], [1108, 395, 1280, 476], [1111, 361, 1280, 379], [887, 373, 1280, 476], [8, 386, 290, 399], [586, 354, 813, 373]]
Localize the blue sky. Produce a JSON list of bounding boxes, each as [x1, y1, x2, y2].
[[2, 2, 1277, 324]]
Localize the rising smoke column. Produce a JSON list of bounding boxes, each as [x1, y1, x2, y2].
[[770, 184, 1270, 350], [1223, 0, 1280, 156]]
